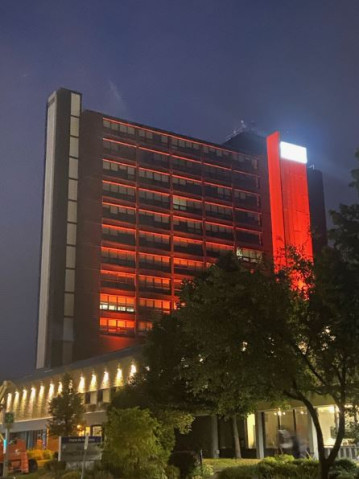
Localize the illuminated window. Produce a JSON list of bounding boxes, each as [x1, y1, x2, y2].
[[236, 248, 263, 263], [100, 294, 135, 312], [139, 298, 171, 313]]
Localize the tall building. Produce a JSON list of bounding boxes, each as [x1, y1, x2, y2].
[[36, 88, 314, 369]]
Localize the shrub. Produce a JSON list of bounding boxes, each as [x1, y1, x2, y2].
[[102, 407, 167, 479], [169, 451, 198, 479], [333, 459, 358, 474], [190, 463, 214, 478], [165, 465, 181, 479], [218, 457, 319, 479]]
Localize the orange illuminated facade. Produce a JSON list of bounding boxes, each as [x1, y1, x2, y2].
[[37, 89, 317, 368]]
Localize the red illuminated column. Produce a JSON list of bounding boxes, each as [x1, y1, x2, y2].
[[267, 132, 313, 270]]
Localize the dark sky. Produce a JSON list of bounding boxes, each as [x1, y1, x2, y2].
[[1, 0, 359, 379]]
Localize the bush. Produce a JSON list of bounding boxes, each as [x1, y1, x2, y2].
[[102, 407, 167, 479], [218, 457, 319, 479], [169, 451, 198, 479], [333, 459, 358, 474], [165, 465, 181, 479], [190, 463, 214, 478]]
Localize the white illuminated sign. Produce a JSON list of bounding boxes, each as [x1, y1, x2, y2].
[[280, 141, 307, 164]]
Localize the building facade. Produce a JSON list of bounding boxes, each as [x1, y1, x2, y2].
[[36, 88, 314, 369]]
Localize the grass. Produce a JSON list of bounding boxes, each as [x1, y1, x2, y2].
[[203, 458, 260, 473]]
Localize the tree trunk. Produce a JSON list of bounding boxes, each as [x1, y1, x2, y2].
[[232, 415, 242, 459], [302, 397, 346, 479]]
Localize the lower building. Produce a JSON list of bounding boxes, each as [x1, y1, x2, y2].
[[0, 352, 353, 460]]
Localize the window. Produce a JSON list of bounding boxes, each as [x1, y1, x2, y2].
[[174, 258, 203, 274], [139, 298, 171, 313], [205, 184, 232, 201], [205, 223, 233, 240], [172, 176, 202, 195], [173, 217, 202, 235], [102, 225, 136, 245], [102, 160, 135, 180], [102, 140, 136, 160], [233, 172, 259, 190], [171, 138, 200, 154], [206, 203, 232, 221], [139, 211, 170, 229], [139, 254, 170, 272], [173, 196, 202, 215], [102, 181, 135, 202], [236, 248, 263, 263], [139, 232, 170, 250], [236, 230, 261, 245], [139, 150, 169, 168], [138, 129, 153, 140], [100, 294, 135, 313], [101, 248, 135, 267], [206, 242, 233, 258], [139, 190, 170, 208], [233, 190, 259, 208], [235, 210, 261, 226], [173, 237, 203, 256], [203, 164, 230, 183], [172, 157, 201, 175], [139, 169, 169, 187], [101, 271, 135, 290], [103, 120, 135, 136], [139, 276, 171, 293], [103, 204, 136, 224]]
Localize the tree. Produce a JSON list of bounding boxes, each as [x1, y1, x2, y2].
[[146, 246, 359, 479], [142, 255, 284, 459], [48, 373, 85, 437], [102, 407, 168, 479]]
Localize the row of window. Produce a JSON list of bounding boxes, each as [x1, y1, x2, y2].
[[103, 203, 260, 234], [102, 121, 258, 171], [102, 225, 262, 248], [102, 180, 260, 211], [101, 249, 215, 273], [102, 144, 259, 181], [101, 271, 172, 293]]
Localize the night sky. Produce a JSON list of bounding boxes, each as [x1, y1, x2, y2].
[[1, 0, 359, 379]]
